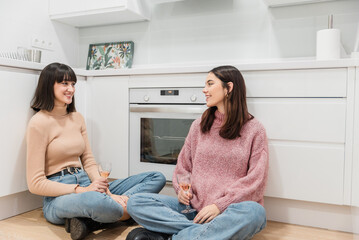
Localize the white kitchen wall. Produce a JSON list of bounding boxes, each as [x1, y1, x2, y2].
[[1, 0, 357, 68], [0, 0, 79, 66], [78, 0, 359, 67]]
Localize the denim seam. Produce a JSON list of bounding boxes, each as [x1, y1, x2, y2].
[[125, 173, 159, 196], [191, 216, 219, 240], [147, 195, 180, 219]]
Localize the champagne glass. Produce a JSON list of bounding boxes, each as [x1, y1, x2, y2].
[[98, 161, 112, 194], [98, 161, 112, 179], [177, 173, 196, 213]]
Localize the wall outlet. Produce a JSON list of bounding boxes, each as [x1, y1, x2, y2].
[[31, 37, 54, 51]]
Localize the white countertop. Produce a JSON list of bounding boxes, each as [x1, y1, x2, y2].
[[1, 57, 358, 76]]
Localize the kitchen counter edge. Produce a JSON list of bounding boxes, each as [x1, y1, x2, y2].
[[1, 57, 358, 77]]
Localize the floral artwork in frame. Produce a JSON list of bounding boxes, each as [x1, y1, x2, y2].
[[86, 41, 134, 70]]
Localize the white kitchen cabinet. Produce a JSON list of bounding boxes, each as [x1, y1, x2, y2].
[[86, 76, 129, 179], [49, 0, 150, 27], [263, 0, 339, 7], [0, 67, 38, 197], [129, 73, 207, 88], [352, 67, 359, 207], [265, 142, 344, 204], [243, 68, 346, 98], [244, 68, 348, 205], [248, 98, 346, 143], [249, 99, 346, 204]]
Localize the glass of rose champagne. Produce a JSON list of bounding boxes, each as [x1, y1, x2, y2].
[[98, 161, 112, 179], [98, 161, 112, 194], [177, 173, 196, 213]]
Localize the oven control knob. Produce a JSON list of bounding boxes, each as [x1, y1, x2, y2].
[[190, 95, 197, 102], [143, 95, 150, 102]]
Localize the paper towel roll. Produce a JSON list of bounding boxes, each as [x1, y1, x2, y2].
[[316, 29, 341, 60]]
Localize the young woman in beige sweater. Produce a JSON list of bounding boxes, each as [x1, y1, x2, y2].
[[26, 62, 166, 240]]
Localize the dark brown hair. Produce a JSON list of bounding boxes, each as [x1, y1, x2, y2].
[[200, 65, 253, 139], [31, 62, 77, 113]]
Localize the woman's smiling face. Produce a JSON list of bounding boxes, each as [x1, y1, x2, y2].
[[202, 72, 228, 113], [53, 79, 75, 106]]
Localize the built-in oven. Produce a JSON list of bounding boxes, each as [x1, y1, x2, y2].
[[129, 88, 207, 181]]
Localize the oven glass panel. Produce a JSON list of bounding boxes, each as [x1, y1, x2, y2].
[[141, 118, 194, 165]]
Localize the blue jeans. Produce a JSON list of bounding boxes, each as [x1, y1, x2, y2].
[[43, 170, 166, 225], [127, 193, 266, 240]]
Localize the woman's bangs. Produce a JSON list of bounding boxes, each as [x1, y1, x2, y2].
[[55, 67, 77, 83]]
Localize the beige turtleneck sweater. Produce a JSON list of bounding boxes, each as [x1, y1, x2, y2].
[[26, 106, 100, 197]]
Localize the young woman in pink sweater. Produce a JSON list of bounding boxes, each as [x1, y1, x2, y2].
[[126, 65, 269, 240]]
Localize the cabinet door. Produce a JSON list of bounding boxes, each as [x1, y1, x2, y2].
[[0, 69, 38, 197], [248, 98, 346, 204], [87, 76, 129, 179], [352, 67, 359, 207], [245, 67, 348, 205], [49, 0, 150, 27], [243, 68, 347, 98], [248, 98, 346, 143]]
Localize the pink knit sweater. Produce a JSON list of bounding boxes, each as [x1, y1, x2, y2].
[[172, 111, 269, 213]]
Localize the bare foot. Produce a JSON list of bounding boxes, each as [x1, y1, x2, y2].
[[119, 209, 131, 221], [111, 195, 131, 221]]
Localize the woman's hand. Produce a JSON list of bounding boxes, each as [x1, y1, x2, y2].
[[75, 177, 108, 193], [177, 188, 192, 205], [193, 204, 220, 224], [111, 195, 129, 207]]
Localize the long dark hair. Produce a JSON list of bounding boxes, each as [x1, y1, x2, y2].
[[31, 62, 77, 113], [200, 65, 252, 139]]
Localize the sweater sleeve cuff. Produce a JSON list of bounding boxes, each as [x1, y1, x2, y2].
[[214, 199, 231, 213]]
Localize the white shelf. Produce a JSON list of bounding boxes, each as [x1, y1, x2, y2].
[[149, 0, 185, 4], [263, 0, 338, 7], [49, 0, 150, 27]]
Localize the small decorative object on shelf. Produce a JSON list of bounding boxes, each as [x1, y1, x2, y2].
[[86, 41, 134, 70], [316, 14, 340, 60], [0, 48, 41, 63]]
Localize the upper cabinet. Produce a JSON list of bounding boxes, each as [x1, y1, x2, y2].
[[49, 0, 150, 28], [263, 0, 338, 7]]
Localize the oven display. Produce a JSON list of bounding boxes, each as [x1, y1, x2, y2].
[[160, 90, 179, 96]]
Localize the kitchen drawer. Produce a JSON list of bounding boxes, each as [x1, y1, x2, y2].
[[243, 68, 347, 97], [130, 69, 347, 97], [265, 142, 344, 205], [248, 98, 346, 143], [129, 73, 207, 88]]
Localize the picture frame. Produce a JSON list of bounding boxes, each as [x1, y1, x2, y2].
[[86, 41, 134, 70]]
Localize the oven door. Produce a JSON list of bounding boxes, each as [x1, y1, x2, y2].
[[129, 104, 207, 181]]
